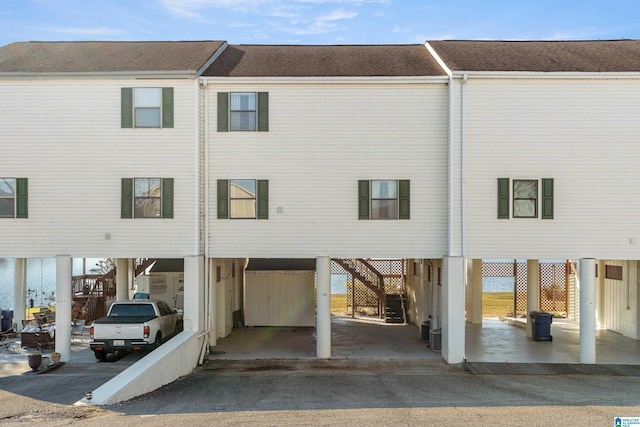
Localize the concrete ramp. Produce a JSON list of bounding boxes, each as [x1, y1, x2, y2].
[[75, 330, 202, 405]]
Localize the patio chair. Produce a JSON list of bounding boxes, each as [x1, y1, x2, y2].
[[71, 319, 87, 343]]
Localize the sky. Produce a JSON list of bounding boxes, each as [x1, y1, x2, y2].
[[1, 0, 640, 47]]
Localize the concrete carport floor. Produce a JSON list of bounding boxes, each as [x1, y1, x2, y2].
[[465, 318, 640, 365], [208, 315, 440, 360], [209, 315, 640, 365]]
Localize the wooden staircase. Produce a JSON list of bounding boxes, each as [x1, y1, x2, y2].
[[332, 258, 406, 323], [384, 293, 406, 324], [71, 258, 156, 323]]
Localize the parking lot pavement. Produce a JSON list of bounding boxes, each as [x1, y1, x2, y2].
[[0, 338, 143, 405], [1, 351, 639, 426]]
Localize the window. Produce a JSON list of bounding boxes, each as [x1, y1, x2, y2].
[[497, 178, 553, 219], [231, 93, 256, 131], [217, 179, 268, 219], [121, 178, 174, 219], [605, 265, 623, 281], [217, 92, 268, 132], [358, 180, 410, 220], [121, 87, 173, 128], [0, 178, 27, 218], [513, 179, 538, 218]]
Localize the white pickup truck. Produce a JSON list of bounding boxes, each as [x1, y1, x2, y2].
[[89, 300, 182, 361]]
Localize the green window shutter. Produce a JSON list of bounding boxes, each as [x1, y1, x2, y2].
[[257, 92, 269, 132], [217, 92, 229, 132], [16, 178, 28, 218], [162, 87, 174, 128], [497, 178, 510, 219], [398, 180, 410, 219], [121, 178, 133, 219], [257, 180, 269, 219], [121, 88, 133, 128], [358, 180, 370, 220], [541, 178, 554, 219], [217, 179, 229, 219], [162, 178, 174, 218]]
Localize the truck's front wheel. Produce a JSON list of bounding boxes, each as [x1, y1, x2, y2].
[[93, 350, 107, 361]]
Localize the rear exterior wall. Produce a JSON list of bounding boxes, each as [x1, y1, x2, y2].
[[206, 80, 449, 259], [0, 78, 198, 258], [461, 77, 640, 260]]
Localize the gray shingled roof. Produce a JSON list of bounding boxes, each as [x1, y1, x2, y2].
[[203, 44, 446, 77], [0, 41, 225, 73], [428, 40, 640, 72]]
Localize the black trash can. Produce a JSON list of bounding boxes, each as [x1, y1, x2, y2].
[[421, 320, 430, 342], [530, 311, 553, 341]]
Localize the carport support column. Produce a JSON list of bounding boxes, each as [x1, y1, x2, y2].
[[443, 256, 465, 364], [526, 259, 540, 338], [13, 258, 26, 332], [316, 256, 331, 358], [470, 259, 483, 324], [55, 256, 72, 362], [116, 258, 129, 301], [579, 258, 596, 364], [184, 256, 205, 332]]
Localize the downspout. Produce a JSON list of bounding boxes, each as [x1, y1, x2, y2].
[[461, 74, 468, 257], [194, 79, 200, 256], [447, 76, 455, 256], [201, 78, 214, 357]]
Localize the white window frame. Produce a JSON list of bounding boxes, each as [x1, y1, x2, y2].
[[230, 92, 257, 131], [134, 178, 162, 218], [229, 179, 257, 219], [512, 178, 539, 219], [371, 180, 399, 220], [134, 88, 162, 128]]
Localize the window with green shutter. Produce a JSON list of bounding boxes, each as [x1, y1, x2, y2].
[[541, 178, 554, 219], [358, 180, 370, 220], [359, 180, 409, 220], [219, 92, 269, 132], [217, 179, 229, 218], [121, 87, 174, 128], [121, 178, 174, 219], [217, 93, 229, 132], [498, 177, 554, 219], [398, 180, 410, 220], [219, 179, 269, 219], [497, 178, 510, 219], [257, 180, 269, 219], [0, 178, 27, 219]]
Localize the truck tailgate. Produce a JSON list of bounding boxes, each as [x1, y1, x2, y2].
[[92, 316, 156, 340]]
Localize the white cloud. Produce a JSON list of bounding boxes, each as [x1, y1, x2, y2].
[[318, 9, 357, 21], [158, 0, 385, 19], [271, 8, 358, 35]]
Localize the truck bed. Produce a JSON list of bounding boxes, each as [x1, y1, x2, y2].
[[92, 315, 157, 324]]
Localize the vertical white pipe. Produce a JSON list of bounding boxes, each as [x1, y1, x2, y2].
[[13, 258, 26, 332], [55, 256, 72, 362], [526, 259, 540, 338], [116, 258, 128, 301], [316, 256, 331, 358], [579, 258, 596, 363], [447, 77, 455, 256], [461, 74, 467, 257], [194, 79, 200, 256]]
